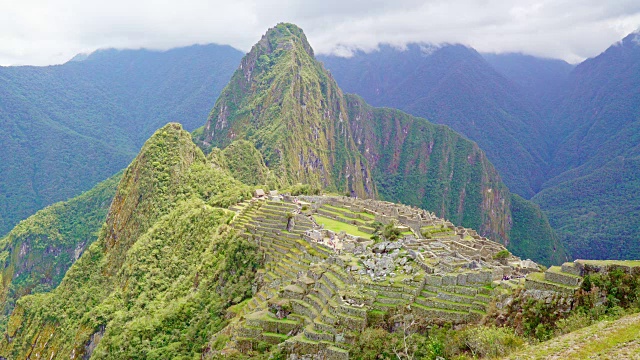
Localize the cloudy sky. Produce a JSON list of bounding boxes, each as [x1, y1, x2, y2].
[[1, 0, 640, 66]]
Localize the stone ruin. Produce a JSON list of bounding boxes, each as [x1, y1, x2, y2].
[[218, 195, 544, 359]]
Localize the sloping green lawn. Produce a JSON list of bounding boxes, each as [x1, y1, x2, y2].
[[314, 215, 371, 238]]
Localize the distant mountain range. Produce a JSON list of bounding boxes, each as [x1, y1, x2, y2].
[[0, 44, 242, 236]]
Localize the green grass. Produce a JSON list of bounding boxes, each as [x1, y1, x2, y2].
[[313, 215, 371, 238], [262, 332, 289, 339], [547, 266, 582, 278]]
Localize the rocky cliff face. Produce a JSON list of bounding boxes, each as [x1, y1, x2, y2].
[[344, 94, 511, 244], [0, 175, 119, 330]]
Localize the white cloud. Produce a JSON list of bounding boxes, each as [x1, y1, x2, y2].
[[0, 0, 639, 65]]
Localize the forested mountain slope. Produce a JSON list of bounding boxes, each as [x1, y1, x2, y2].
[[533, 31, 640, 260], [319, 45, 549, 198], [0, 174, 120, 330], [0, 123, 255, 358], [0, 44, 242, 237]]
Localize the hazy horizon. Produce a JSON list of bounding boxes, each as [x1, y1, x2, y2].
[[2, 1, 639, 66]]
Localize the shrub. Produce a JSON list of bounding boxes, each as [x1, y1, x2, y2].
[[458, 325, 524, 358], [555, 311, 592, 335], [382, 222, 402, 241], [577, 268, 640, 313], [288, 183, 321, 196], [352, 328, 394, 359]]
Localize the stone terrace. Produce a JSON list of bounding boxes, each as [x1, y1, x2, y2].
[[524, 259, 640, 297], [221, 195, 541, 358]]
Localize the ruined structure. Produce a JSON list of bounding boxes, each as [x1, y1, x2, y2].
[[219, 195, 541, 358]]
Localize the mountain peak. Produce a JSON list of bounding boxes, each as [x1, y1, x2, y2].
[[198, 23, 373, 198], [619, 30, 640, 48], [255, 23, 314, 58]]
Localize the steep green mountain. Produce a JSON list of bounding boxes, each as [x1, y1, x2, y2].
[[343, 95, 507, 244], [0, 174, 120, 330], [219, 140, 282, 188], [198, 24, 562, 264], [0, 44, 242, 237], [0, 123, 255, 358], [531, 31, 640, 260], [319, 45, 549, 198], [198, 24, 374, 198], [534, 156, 640, 260]]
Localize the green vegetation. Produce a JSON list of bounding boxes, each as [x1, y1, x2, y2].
[[221, 140, 279, 187], [533, 156, 640, 261], [349, 323, 524, 360], [509, 194, 566, 265], [579, 268, 640, 310], [0, 174, 120, 331], [382, 222, 402, 241], [287, 183, 322, 196], [0, 123, 255, 359], [314, 215, 370, 238]]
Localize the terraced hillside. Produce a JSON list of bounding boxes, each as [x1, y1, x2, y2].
[[207, 195, 541, 358]]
